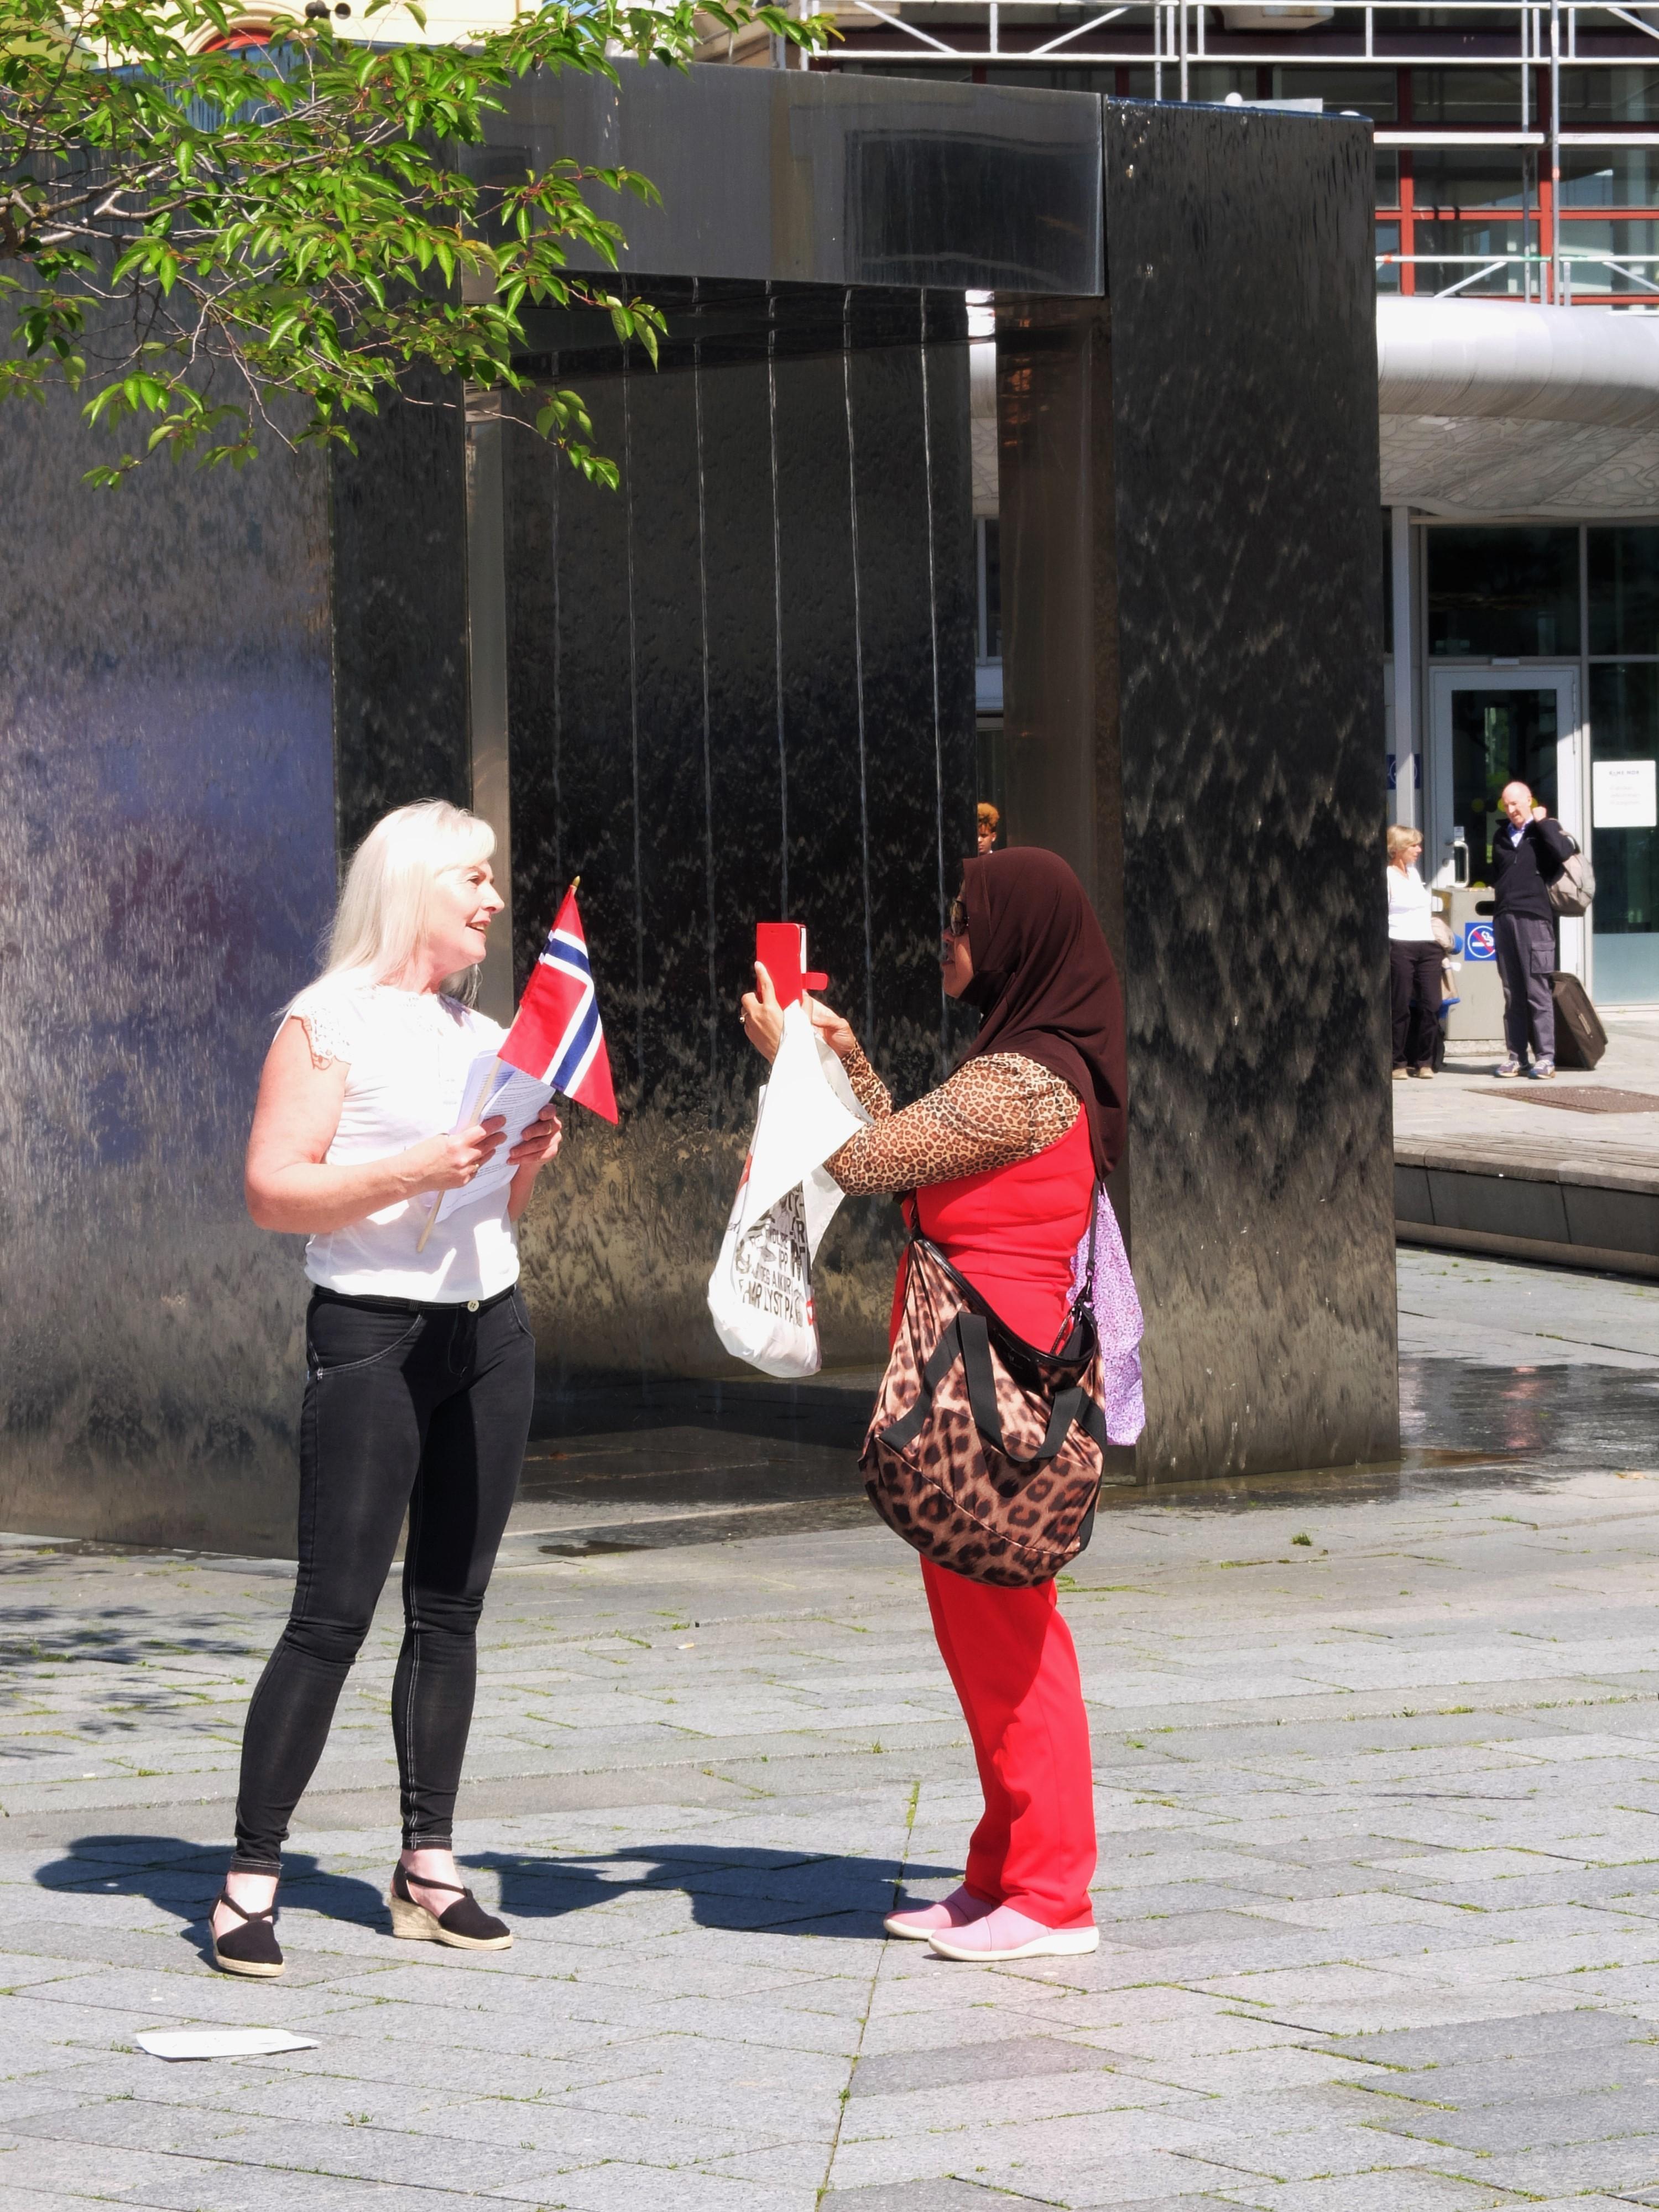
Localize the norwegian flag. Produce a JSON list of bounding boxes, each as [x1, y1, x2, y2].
[[498, 883, 618, 1123]]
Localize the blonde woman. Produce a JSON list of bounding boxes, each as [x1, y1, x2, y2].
[[208, 802, 561, 1978], [1387, 822, 1441, 1080]]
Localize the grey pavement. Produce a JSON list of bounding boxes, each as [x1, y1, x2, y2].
[[6, 1254, 1659, 2207], [1391, 1011, 1659, 1185]]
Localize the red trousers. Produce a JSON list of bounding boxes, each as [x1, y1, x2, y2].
[[922, 1557, 1097, 1928]]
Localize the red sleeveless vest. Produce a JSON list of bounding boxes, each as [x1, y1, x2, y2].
[[891, 1112, 1095, 1350]]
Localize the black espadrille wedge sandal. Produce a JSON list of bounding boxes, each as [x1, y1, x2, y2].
[[387, 1862, 512, 1950], [210, 1891, 284, 1979]]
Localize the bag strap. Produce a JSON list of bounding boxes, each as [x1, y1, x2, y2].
[[880, 1306, 1094, 1470], [957, 1312, 1006, 1454], [1051, 1176, 1105, 1355], [877, 1315, 967, 1453]]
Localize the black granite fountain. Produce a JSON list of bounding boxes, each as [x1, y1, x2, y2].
[[0, 65, 1389, 1548]]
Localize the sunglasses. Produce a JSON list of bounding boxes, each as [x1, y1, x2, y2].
[[945, 897, 969, 935]]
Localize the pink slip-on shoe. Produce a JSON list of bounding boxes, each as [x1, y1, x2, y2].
[[883, 1886, 997, 1941], [927, 1905, 1099, 1961]]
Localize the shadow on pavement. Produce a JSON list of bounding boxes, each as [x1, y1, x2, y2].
[[33, 1835, 959, 1948], [34, 1834, 388, 1963], [473, 1844, 960, 1938]]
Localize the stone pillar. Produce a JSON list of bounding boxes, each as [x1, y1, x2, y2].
[[998, 100, 1398, 1483]]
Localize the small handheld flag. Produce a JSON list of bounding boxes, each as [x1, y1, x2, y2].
[[498, 880, 618, 1123]]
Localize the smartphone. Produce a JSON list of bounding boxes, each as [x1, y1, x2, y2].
[[755, 923, 828, 1009]]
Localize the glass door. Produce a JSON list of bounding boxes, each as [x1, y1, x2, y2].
[[1428, 667, 1587, 983]]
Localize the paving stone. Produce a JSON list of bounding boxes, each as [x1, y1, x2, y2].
[[851, 2035, 1113, 2099], [1376, 2081, 1659, 2151], [1311, 2006, 1640, 2072], [1462, 2136, 1659, 2195], [1233, 2174, 1531, 2212], [821, 2185, 1061, 2210], [938, 2151, 1266, 2208], [6, 1255, 1659, 2204]]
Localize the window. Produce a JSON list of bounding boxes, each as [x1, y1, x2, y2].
[[1275, 67, 1399, 122], [1589, 528, 1659, 656], [1409, 69, 1526, 127], [1560, 221, 1659, 295], [1557, 67, 1659, 127], [1412, 218, 1536, 295], [976, 518, 1001, 664], [1412, 150, 1532, 215], [1186, 65, 1256, 104], [1588, 664, 1659, 999], [1427, 528, 1580, 658], [1562, 153, 1659, 210], [1382, 513, 1394, 656]]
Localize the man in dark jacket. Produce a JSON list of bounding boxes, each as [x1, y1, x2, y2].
[[1490, 779, 1574, 1078]]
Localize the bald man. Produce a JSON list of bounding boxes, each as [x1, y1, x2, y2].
[[1490, 780, 1574, 1079]]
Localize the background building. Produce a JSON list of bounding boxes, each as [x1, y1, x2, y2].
[[716, 0, 1659, 1009], [194, 2, 1659, 1003]]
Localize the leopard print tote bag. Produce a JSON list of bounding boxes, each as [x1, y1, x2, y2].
[[860, 1235, 1108, 1588]]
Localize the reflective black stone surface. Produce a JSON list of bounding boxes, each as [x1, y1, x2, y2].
[[503, 281, 977, 1386], [1000, 101, 1394, 1482], [0, 86, 1399, 1546], [331, 370, 471, 857], [0, 396, 333, 1548], [474, 63, 1103, 296]]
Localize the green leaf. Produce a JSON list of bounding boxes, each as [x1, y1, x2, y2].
[[0, 0, 828, 483]]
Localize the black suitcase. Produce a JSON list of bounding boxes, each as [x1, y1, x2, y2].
[[1548, 971, 1608, 1070]]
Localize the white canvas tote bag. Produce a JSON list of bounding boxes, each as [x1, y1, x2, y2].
[[707, 1005, 868, 1379]]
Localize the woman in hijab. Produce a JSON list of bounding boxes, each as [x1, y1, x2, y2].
[[742, 847, 1130, 1963]]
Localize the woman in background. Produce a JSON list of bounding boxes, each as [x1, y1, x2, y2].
[[1387, 822, 1442, 1081]]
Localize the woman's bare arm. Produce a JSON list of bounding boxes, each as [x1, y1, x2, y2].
[[244, 1018, 508, 1235]]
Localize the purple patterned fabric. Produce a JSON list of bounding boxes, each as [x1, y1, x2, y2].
[[1070, 1188, 1145, 1445]]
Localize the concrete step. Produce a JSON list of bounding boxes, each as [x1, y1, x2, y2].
[[1394, 1016, 1659, 1277]]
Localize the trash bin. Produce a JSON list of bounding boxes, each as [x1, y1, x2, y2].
[[1439, 888, 1506, 1047]]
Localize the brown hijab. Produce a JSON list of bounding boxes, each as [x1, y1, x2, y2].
[[958, 848, 1128, 1178]]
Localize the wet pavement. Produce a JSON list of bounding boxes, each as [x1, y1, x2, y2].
[[1399, 1245, 1659, 1481], [508, 1246, 1659, 1560], [3, 1249, 1659, 2210]]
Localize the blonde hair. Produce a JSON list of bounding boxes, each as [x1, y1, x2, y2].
[[1386, 823, 1423, 864], [321, 800, 497, 1001], [977, 801, 1000, 833]]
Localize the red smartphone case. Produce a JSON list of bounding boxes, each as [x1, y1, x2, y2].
[[755, 923, 828, 1009]]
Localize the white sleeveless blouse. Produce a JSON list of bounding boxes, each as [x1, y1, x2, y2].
[[285, 978, 518, 1303]]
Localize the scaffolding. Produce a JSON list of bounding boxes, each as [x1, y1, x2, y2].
[[775, 0, 1659, 304]]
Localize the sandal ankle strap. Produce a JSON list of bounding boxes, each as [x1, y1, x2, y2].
[[215, 1889, 275, 1926], [396, 1864, 465, 1900]]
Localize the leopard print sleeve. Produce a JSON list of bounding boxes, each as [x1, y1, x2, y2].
[[826, 1054, 1080, 1196], [839, 1042, 893, 1121]]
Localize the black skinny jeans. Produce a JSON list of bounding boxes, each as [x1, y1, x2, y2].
[[232, 1285, 536, 1872], [1390, 940, 1443, 1071]]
